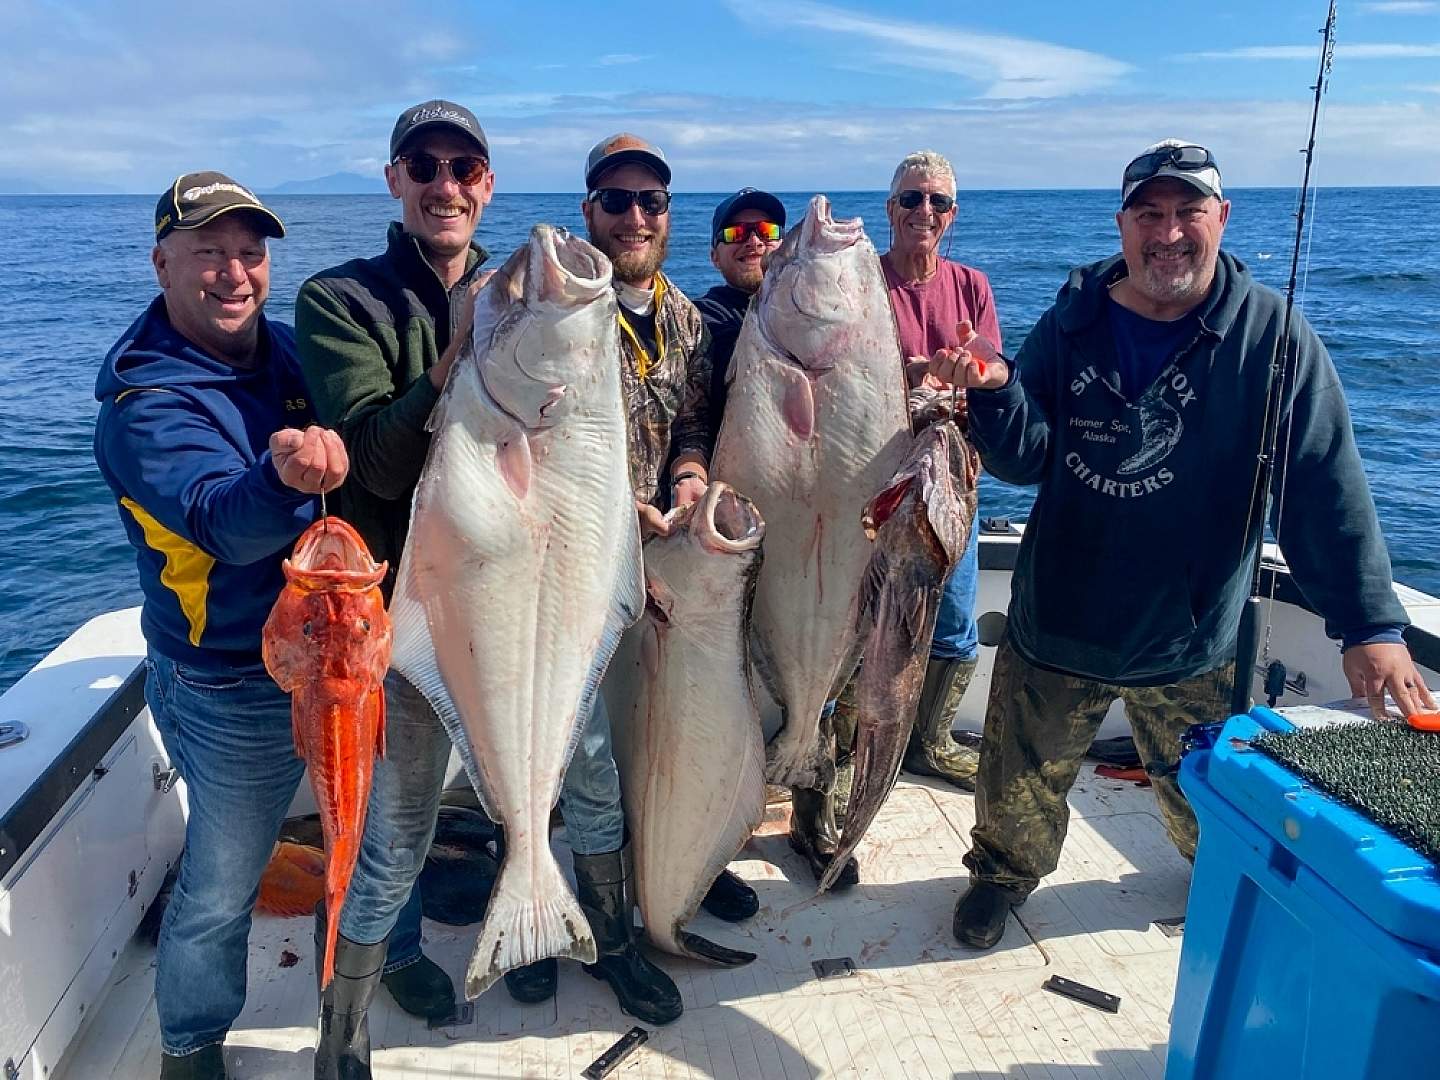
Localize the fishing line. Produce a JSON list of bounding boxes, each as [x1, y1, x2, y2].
[[1231, 0, 1337, 713]]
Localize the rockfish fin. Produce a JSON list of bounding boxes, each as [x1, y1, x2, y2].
[[464, 849, 596, 998]]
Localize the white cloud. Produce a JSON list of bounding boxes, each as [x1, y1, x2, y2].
[[1358, 1, 1438, 13], [723, 0, 1130, 99], [1187, 43, 1440, 60], [1413, 83, 1440, 93], [597, 53, 648, 66]]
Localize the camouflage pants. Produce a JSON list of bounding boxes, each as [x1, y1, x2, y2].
[[962, 638, 1234, 896]]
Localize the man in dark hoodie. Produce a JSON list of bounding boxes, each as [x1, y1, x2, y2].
[[294, 99, 493, 1073], [927, 140, 1436, 950], [694, 187, 786, 416], [94, 173, 349, 1080]]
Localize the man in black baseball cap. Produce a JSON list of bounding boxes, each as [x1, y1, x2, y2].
[[154, 170, 285, 242], [695, 187, 787, 414], [295, 96, 495, 1074]]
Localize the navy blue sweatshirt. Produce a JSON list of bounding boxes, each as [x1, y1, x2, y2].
[[968, 251, 1408, 686], [94, 297, 319, 671]]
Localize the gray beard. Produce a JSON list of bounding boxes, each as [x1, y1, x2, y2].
[[1139, 263, 1205, 305]]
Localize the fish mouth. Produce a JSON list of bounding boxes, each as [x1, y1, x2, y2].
[[285, 518, 387, 589], [528, 224, 611, 306], [801, 194, 864, 256], [694, 481, 765, 555]]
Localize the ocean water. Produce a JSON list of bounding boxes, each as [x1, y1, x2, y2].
[[1, 188, 1436, 691]]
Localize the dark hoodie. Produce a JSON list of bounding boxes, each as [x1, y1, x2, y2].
[[94, 296, 318, 671], [968, 251, 1407, 686]]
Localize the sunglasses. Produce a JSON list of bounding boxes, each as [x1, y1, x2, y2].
[[587, 188, 672, 216], [394, 152, 490, 186], [717, 220, 782, 245], [1123, 144, 1216, 184], [895, 190, 956, 213]]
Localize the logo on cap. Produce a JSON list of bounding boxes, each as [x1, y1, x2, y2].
[[602, 134, 650, 156], [409, 104, 473, 131], [182, 181, 260, 205]]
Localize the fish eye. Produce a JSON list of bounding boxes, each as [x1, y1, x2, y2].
[[302, 621, 312, 637], [359, 618, 371, 633]]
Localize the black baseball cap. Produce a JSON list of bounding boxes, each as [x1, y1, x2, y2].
[[390, 99, 489, 161], [711, 188, 786, 246], [154, 172, 285, 241], [584, 133, 671, 191]]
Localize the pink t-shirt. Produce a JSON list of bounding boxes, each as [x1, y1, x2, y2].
[[882, 256, 1004, 360]]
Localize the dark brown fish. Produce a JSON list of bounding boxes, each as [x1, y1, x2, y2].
[[819, 421, 979, 892]]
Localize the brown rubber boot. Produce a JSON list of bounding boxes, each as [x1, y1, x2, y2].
[[787, 784, 859, 889], [902, 657, 980, 791]]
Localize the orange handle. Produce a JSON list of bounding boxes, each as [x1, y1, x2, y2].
[[1407, 712, 1440, 732]]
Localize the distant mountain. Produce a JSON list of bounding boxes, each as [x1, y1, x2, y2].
[[266, 172, 386, 195]]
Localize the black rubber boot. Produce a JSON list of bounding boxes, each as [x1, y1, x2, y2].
[[159, 1044, 227, 1080], [504, 957, 558, 1004], [787, 785, 859, 889], [700, 868, 759, 922], [380, 954, 455, 1020], [903, 658, 980, 791], [576, 844, 683, 1025], [314, 906, 386, 1080], [952, 880, 1022, 950]]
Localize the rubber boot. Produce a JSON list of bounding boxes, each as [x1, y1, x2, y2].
[[314, 906, 386, 1080], [576, 844, 683, 1025], [699, 868, 759, 922], [952, 880, 1022, 950], [159, 1044, 227, 1080], [829, 675, 860, 828], [504, 957, 558, 1004], [787, 784, 859, 890], [380, 954, 455, 1020], [902, 657, 980, 790]]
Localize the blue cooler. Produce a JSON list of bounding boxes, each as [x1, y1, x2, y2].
[[1167, 707, 1440, 1079]]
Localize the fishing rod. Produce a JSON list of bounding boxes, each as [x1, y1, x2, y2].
[[1231, 0, 1338, 715]]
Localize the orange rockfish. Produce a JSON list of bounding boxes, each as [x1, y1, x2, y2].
[[262, 517, 390, 987]]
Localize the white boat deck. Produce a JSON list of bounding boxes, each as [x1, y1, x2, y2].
[[61, 770, 1189, 1079]]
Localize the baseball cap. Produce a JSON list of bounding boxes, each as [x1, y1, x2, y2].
[[710, 188, 786, 246], [154, 172, 285, 241], [1121, 139, 1223, 208], [390, 99, 489, 161], [584, 133, 671, 191]]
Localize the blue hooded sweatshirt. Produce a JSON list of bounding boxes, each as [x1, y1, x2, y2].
[[94, 296, 320, 671]]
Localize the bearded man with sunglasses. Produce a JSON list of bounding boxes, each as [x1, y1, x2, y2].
[[927, 139, 1430, 951], [293, 99, 496, 1075]]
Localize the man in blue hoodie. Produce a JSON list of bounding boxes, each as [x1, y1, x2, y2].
[[94, 172, 350, 1080], [925, 141, 1436, 950]]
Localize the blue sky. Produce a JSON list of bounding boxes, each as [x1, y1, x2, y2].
[[2, 0, 1437, 192]]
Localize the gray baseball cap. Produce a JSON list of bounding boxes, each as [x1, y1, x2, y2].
[[1121, 139, 1222, 208], [390, 99, 489, 161], [584, 133, 671, 190]]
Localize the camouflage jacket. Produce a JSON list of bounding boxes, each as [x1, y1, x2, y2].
[[617, 273, 716, 505]]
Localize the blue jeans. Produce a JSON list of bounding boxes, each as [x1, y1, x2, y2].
[[145, 652, 307, 1057], [930, 520, 979, 662], [558, 693, 625, 855], [339, 671, 452, 947], [383, 878, 427, 975]]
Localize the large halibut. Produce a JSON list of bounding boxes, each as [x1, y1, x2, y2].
[[712, 195, 910, 789], [607, 481, 766, 964], [388, 225, 643, 998]]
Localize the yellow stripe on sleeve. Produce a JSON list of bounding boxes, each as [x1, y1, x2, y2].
[[120, 496, 215, 647]]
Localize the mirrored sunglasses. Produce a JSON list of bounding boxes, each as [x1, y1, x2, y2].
[[717, 220, 783, 245]]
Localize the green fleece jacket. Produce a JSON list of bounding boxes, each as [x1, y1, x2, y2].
[[294, 221, 487, 595]]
